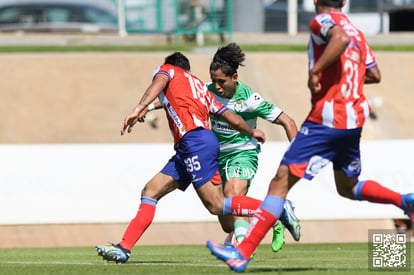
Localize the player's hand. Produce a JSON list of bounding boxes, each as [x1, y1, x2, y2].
[[308, 71, 321, 94], [137, 107, 150, 122], [252, 129, 266, 144], [121, 105, 145, 135]]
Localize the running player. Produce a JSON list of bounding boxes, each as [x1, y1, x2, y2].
[[207, 1, 414, 272], [95, 52, 266, 263], [207, 43, 300, 253]]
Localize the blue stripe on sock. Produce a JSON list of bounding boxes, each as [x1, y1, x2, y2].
[[141, 196, 158, 206], [353, 181, 366, 201], [260, 195, 285, 219], [223, 197, 232, 216]]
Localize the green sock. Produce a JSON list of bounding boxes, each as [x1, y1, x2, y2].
[[234, 219, 250, 244]]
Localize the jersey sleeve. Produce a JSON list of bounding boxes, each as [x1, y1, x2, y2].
[[365, 42, 377, 70], [246, 92, 282, 122], [310, 13, 336, 42], [153, 64, 173, 80]]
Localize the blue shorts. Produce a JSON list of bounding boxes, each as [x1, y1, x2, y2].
[[281, 120, 362, 180], [161, 128, 222, 191]]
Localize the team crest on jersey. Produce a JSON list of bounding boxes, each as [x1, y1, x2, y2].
[[234, 100, 243, 112]]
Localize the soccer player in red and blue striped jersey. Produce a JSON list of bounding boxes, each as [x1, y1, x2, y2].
[[207, 1, 414, 272], [95, 52, 267, 264]]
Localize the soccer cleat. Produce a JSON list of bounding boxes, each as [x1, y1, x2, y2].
[[280, 199, 301, 241], [95, 244, 130, 264], [401, 193, 414, 223], [271, 221, 285, 253], [206, 240, 249, 273]]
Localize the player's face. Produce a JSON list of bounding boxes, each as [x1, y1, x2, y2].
[[210, 69, 237, 99]]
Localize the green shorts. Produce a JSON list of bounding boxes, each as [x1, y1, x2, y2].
[[218, 149, 258, 190]]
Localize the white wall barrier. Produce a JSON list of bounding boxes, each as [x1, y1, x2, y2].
[[1, 140, 413, 225]]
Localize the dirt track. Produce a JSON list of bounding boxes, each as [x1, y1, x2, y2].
[[1, 52, 414, 144], [0, 219, 398, 248]]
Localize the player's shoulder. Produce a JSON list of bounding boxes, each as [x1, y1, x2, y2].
[[235, 81, 254, 98], [159, 63, 189, 77], [237, 83, 266, 107]]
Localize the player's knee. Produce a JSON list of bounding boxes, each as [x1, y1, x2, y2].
[[337, 186, 354, 199], [207, 205, 223, 216], [141, 184, 163, 200], [204, 201, 223, 216]]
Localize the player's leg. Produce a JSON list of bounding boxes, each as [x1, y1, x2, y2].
[[222, 177, 250, 245], [206, 121, 328, 271], [333, 127, 414, 222], [236, 165, 296, 258], [196, 177, 261, 216], [218, 215, 238, 247], [96, 172, 179, 263], [335, 171, 414, 222], [216, 150, 256, 246], [187, 129, 262, 217], [119, 172, 179, 250], [218, 215, 251, 248], [207, 165, 297, 272]]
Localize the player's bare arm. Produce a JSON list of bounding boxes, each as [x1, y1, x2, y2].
[[220, 109, 265, 143], [121, 74, 169, 135], [308, 25, 350, 94], [365, 65, 381, 84], [273, 112, 298, 141]]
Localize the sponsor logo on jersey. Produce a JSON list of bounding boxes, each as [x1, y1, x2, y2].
[[165, 102, 186, 135], [211, 120, 234, 132]]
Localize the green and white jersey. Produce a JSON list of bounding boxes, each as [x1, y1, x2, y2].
[[207, 81, 283, 153]]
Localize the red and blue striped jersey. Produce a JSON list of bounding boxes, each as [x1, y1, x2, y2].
[[154, 64, 227, 146], [307, 11, 376, 129]]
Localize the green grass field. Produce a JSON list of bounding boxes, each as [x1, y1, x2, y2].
[[0, 243, 412, 274]]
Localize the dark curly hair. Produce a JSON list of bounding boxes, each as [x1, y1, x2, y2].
[[318, 0, 344, 8], [164, 52, 190, 71], [210, 43, 245, 76]]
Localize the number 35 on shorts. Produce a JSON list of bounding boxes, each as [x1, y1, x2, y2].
[[185, 155, 201, 172]]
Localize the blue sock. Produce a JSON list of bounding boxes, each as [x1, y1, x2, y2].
[[141, 196, 158, 206], [222, 197, 232, 216], [353, 181, 366, 200], [260, 195, 285, 219]]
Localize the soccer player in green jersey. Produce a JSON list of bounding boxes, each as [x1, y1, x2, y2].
[[207, 43, 300, 252]]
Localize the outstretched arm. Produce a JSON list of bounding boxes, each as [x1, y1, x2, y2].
[[121, 74, 169, 135], [273, 112, 298, 141], [220, 109, 266, 143], [136, 99, 163, 123]]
